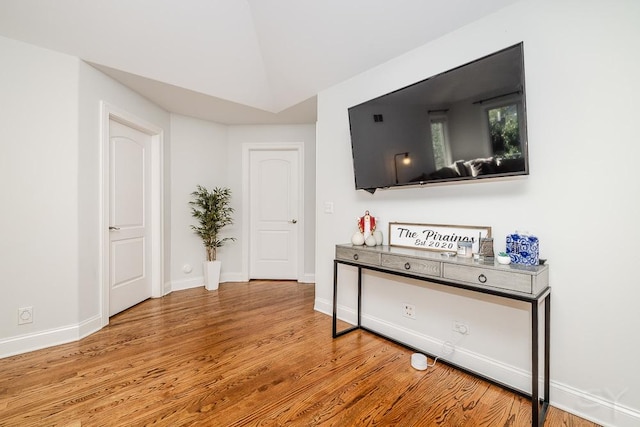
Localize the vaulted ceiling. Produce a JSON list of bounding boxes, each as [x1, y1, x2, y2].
[[0, 0, 521, 124]]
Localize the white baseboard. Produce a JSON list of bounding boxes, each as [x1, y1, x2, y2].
[[215, 272, 314, 284], [170, 272, 315, 289], [550, 381, 640, 427], [171, 276, 204, 291], [314, 297, 640, 427], [313, 297, 333, 317], [0, 313, 102, 359], [78, 314, 103, 340], [299, 273, 315, 283], [221, 272, 245, 283], [169, 273, 251, 292]]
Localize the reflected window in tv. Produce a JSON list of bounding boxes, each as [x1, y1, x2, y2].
[[486, 102, 522, 157], [430, 115, 451, 170], [348, 43, 529, 193]]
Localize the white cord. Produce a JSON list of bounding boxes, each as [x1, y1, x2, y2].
[[426, 335, 465, 368], [426, 355, 441, 368]]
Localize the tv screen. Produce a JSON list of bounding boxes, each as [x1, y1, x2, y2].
[[348, 43, 528, 193]]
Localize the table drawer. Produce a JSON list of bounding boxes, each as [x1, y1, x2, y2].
[[381, 254, 441, 278], [336, 246, 380, 266], [443, 263, 533, 294]]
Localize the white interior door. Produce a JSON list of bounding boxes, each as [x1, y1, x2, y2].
[[249, 149, 299, 279], [108, 119, 152, 316]]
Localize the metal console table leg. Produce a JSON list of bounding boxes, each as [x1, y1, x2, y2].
[[332, 258, 551, 427], [333, 260, 362, 337], [531, 291, 551, 426]]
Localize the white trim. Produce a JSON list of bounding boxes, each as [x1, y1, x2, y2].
[[0, 315, 102, 359], [313, 299, 640, 427], [163, 280, 172, 296], [299, 273, 315, 284], [99, 102, 164, 327], [78, 314, 104, 340], [169, 272, 248, 293], [313, 297, 332, 317], [363, 312, 532, 392], [241, 142, 305, 282], [171, 277, 204, 292], [550, 382, 640, 427], [221, 272, 245, 283]]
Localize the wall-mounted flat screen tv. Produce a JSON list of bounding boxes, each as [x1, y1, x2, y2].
[[348, 43, 528, 193]]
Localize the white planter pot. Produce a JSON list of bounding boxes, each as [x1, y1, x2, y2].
[[204, 260, 221, 291]]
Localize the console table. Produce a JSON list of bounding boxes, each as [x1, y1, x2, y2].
[[332, 244, 550, 426]]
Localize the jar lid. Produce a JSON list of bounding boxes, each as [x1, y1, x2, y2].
[[458, 241, 472, 247]]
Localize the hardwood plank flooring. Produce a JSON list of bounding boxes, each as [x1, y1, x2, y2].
[[0, 281, 599, 426]]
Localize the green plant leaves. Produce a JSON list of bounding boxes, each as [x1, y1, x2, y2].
[[189, 185, 235, 261]]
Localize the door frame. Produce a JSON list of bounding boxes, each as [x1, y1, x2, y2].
[[241, 142, 305, 282], [100, 101, 164, 327]]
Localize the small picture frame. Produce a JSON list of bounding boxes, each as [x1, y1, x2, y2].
[[388, 222, 492, 253]]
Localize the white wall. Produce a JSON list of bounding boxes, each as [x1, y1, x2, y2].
[[0, 36, 80, 354], [77, 60, 171, 320], [170, 114, 228, 289], [315, 1, 640, 426], [227, 124, 317, 281], [169, 121, 317, 288], [0, 34, 318, 357], [0, 35, 172, 357]]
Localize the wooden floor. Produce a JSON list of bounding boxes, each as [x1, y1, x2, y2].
[[0, 281, 598, 427]]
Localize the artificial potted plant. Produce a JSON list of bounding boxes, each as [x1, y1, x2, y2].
[[190, 185, 235, 290]]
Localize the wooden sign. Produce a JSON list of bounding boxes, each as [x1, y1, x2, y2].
[[388, 222, 492, 253]]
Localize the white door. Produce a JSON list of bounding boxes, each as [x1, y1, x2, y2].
[[108, 119, 152, 316], [249, 149, 300, 279]]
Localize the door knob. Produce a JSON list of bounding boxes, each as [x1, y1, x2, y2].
[[109, 226, 120, 230], [290, 219, 297, 224]]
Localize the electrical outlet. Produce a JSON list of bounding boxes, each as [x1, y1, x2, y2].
[[18, 307, 33, 325], [402, 303, 416, 319], [453, 320, 470, 335], [324, 202, 334, 214]]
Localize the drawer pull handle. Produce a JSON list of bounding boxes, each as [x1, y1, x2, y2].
[[353, 254, 359, 261], [404, 262, 411, 270], [478, 274, 487, 283]]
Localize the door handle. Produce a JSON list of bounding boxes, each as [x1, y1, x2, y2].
[[109, 226, 121, 231], [290, 219, 297, 224]]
